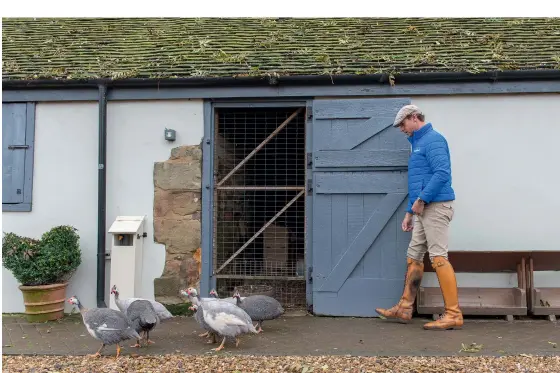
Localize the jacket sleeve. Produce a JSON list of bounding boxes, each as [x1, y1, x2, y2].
[[406, 199, 414, 214], [418, 138, 451, 203]]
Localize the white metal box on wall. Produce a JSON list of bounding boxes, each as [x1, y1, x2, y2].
[[108, 216, 146, 310]]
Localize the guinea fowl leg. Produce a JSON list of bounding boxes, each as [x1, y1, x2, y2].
[[115, 344, 122, 359], [199, 331, 209, 337], [131, 331, 143, 348], [212, 336, 226, 351], [256, 321, 263, 333], [235, 337, 240, 347], [146, 330, 155, 345], [90, 343, 105, 357]]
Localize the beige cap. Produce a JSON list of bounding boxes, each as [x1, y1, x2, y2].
[[393, 104, 423, 127]]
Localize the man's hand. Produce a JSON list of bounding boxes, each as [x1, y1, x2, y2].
[[411, 199, 425, 215], [402, 213, 414, 232]]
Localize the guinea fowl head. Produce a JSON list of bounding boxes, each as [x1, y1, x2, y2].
[[110, 285, 119, 296], [209, 289, 218, 298], [232, 290, 242, 299], [180, 287, 198, 298], [67, 295, 80, 306]]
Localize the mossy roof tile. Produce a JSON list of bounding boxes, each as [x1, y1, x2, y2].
[[2, 17, 560, 81]]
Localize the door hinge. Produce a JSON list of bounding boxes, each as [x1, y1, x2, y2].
[[308, 266, 313, 283], [307, 177, 313, 193], [8, 145, 29, 150], [306, 152, 312, 167]]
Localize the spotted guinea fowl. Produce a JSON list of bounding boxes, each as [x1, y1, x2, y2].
[[111, 284, 172, 321], [209, 288, 245, 304], [126, 299, 159, 348], [180, 287, 218, 339], [232, 290, 284, 333], [181, 292, 217, 343], [67, 295, 140, 358], [182, 288, 257, 351], [187, 303, 238, 346], [187, 303, 219, 344], [180, 287, 214, 306]]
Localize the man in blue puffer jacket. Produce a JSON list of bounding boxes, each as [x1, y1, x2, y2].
[[375, 104, 463, 331]]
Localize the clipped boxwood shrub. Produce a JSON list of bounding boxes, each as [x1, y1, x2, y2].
[[2, 225, 82, 286]]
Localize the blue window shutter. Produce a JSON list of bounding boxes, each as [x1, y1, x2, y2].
[[2, 102, 35, 211]]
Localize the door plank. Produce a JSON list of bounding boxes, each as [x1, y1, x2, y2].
[[317, 192, 408, 292]]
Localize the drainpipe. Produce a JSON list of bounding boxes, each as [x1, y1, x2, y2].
[[97, 84, 108, 308]]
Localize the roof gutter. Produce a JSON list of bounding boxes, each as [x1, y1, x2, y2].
[[97, 83, 108, 308], [3, 69, 560, 90]]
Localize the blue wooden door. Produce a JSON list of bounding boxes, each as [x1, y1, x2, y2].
[[310, 98, 412, 317]]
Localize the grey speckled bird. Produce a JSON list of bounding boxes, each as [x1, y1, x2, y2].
[[188, 302, 218, 344], [111, 284, 173, 321], [67, 296, 140, 359], [126, 299, 159, 348], [182, 287, 257, 351], [232, 290, 284, 333], [209, 288, 246, 304]]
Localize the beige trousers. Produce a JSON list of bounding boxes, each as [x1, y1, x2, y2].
[[407, 201, 455, 263]]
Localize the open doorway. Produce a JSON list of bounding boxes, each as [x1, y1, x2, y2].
[[212, 105, 307, 310]]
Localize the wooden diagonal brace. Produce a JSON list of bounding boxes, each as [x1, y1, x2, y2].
[[216, 107, 303, 187], [214, 189, 305, 275]]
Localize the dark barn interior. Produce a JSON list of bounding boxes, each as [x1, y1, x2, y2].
[[213, 107, 307, 308]]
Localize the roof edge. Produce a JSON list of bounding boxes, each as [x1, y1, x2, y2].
[[3, 69, 560, 90]]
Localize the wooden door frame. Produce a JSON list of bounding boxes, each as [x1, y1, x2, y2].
[[200, 99, 313, 305]]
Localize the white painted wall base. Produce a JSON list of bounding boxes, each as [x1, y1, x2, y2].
[[2, 99, 204, 313], [3, 94, 559, 311], [2, 102, 99, 313]]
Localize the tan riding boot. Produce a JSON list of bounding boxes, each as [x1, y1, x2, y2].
[[375, 257, 424, 323], [423, 256, 464, 330]]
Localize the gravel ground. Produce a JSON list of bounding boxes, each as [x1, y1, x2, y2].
[[3, 354, 560, 372]]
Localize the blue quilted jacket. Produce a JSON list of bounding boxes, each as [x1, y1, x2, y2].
[[406, 123, 455, 214]]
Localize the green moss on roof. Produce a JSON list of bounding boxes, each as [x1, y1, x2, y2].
[[2, 17, 560, 81]]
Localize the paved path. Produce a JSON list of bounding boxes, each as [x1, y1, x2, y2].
[[2, 314, 559, 357]]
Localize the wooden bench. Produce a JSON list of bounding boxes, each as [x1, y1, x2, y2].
[[416, 251, 529, 321], [525, 252, 560, 322]]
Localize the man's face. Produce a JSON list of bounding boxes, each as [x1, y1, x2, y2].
[[397, 115, 417, 136]]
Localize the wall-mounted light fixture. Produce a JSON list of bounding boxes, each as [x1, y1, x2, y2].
[[164, 128, 176, 142]]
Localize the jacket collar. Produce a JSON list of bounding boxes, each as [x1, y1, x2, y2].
[[407, 122, 433, 144]]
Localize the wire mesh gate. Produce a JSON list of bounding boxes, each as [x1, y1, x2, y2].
[[212, 106, 307, 309]]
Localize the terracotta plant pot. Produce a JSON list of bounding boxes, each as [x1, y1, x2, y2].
[[18, 283, 68, 323]]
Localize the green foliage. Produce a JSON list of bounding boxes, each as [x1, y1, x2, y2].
[[2, 226, 82, 286], [2, 18, 560, 81], [165, 302, 194, 317]]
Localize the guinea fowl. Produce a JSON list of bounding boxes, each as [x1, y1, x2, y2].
[[180, 287, 218, 339], [67, 296, 140, 358], [180, 287, 214, 306], [188, 304, 218, 344], [111, 284, 172, 321], [181, 287, 258, 351], [209, 288, 245, 304], [126, 299, 159, 348], [232, 290, 284, 333]]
